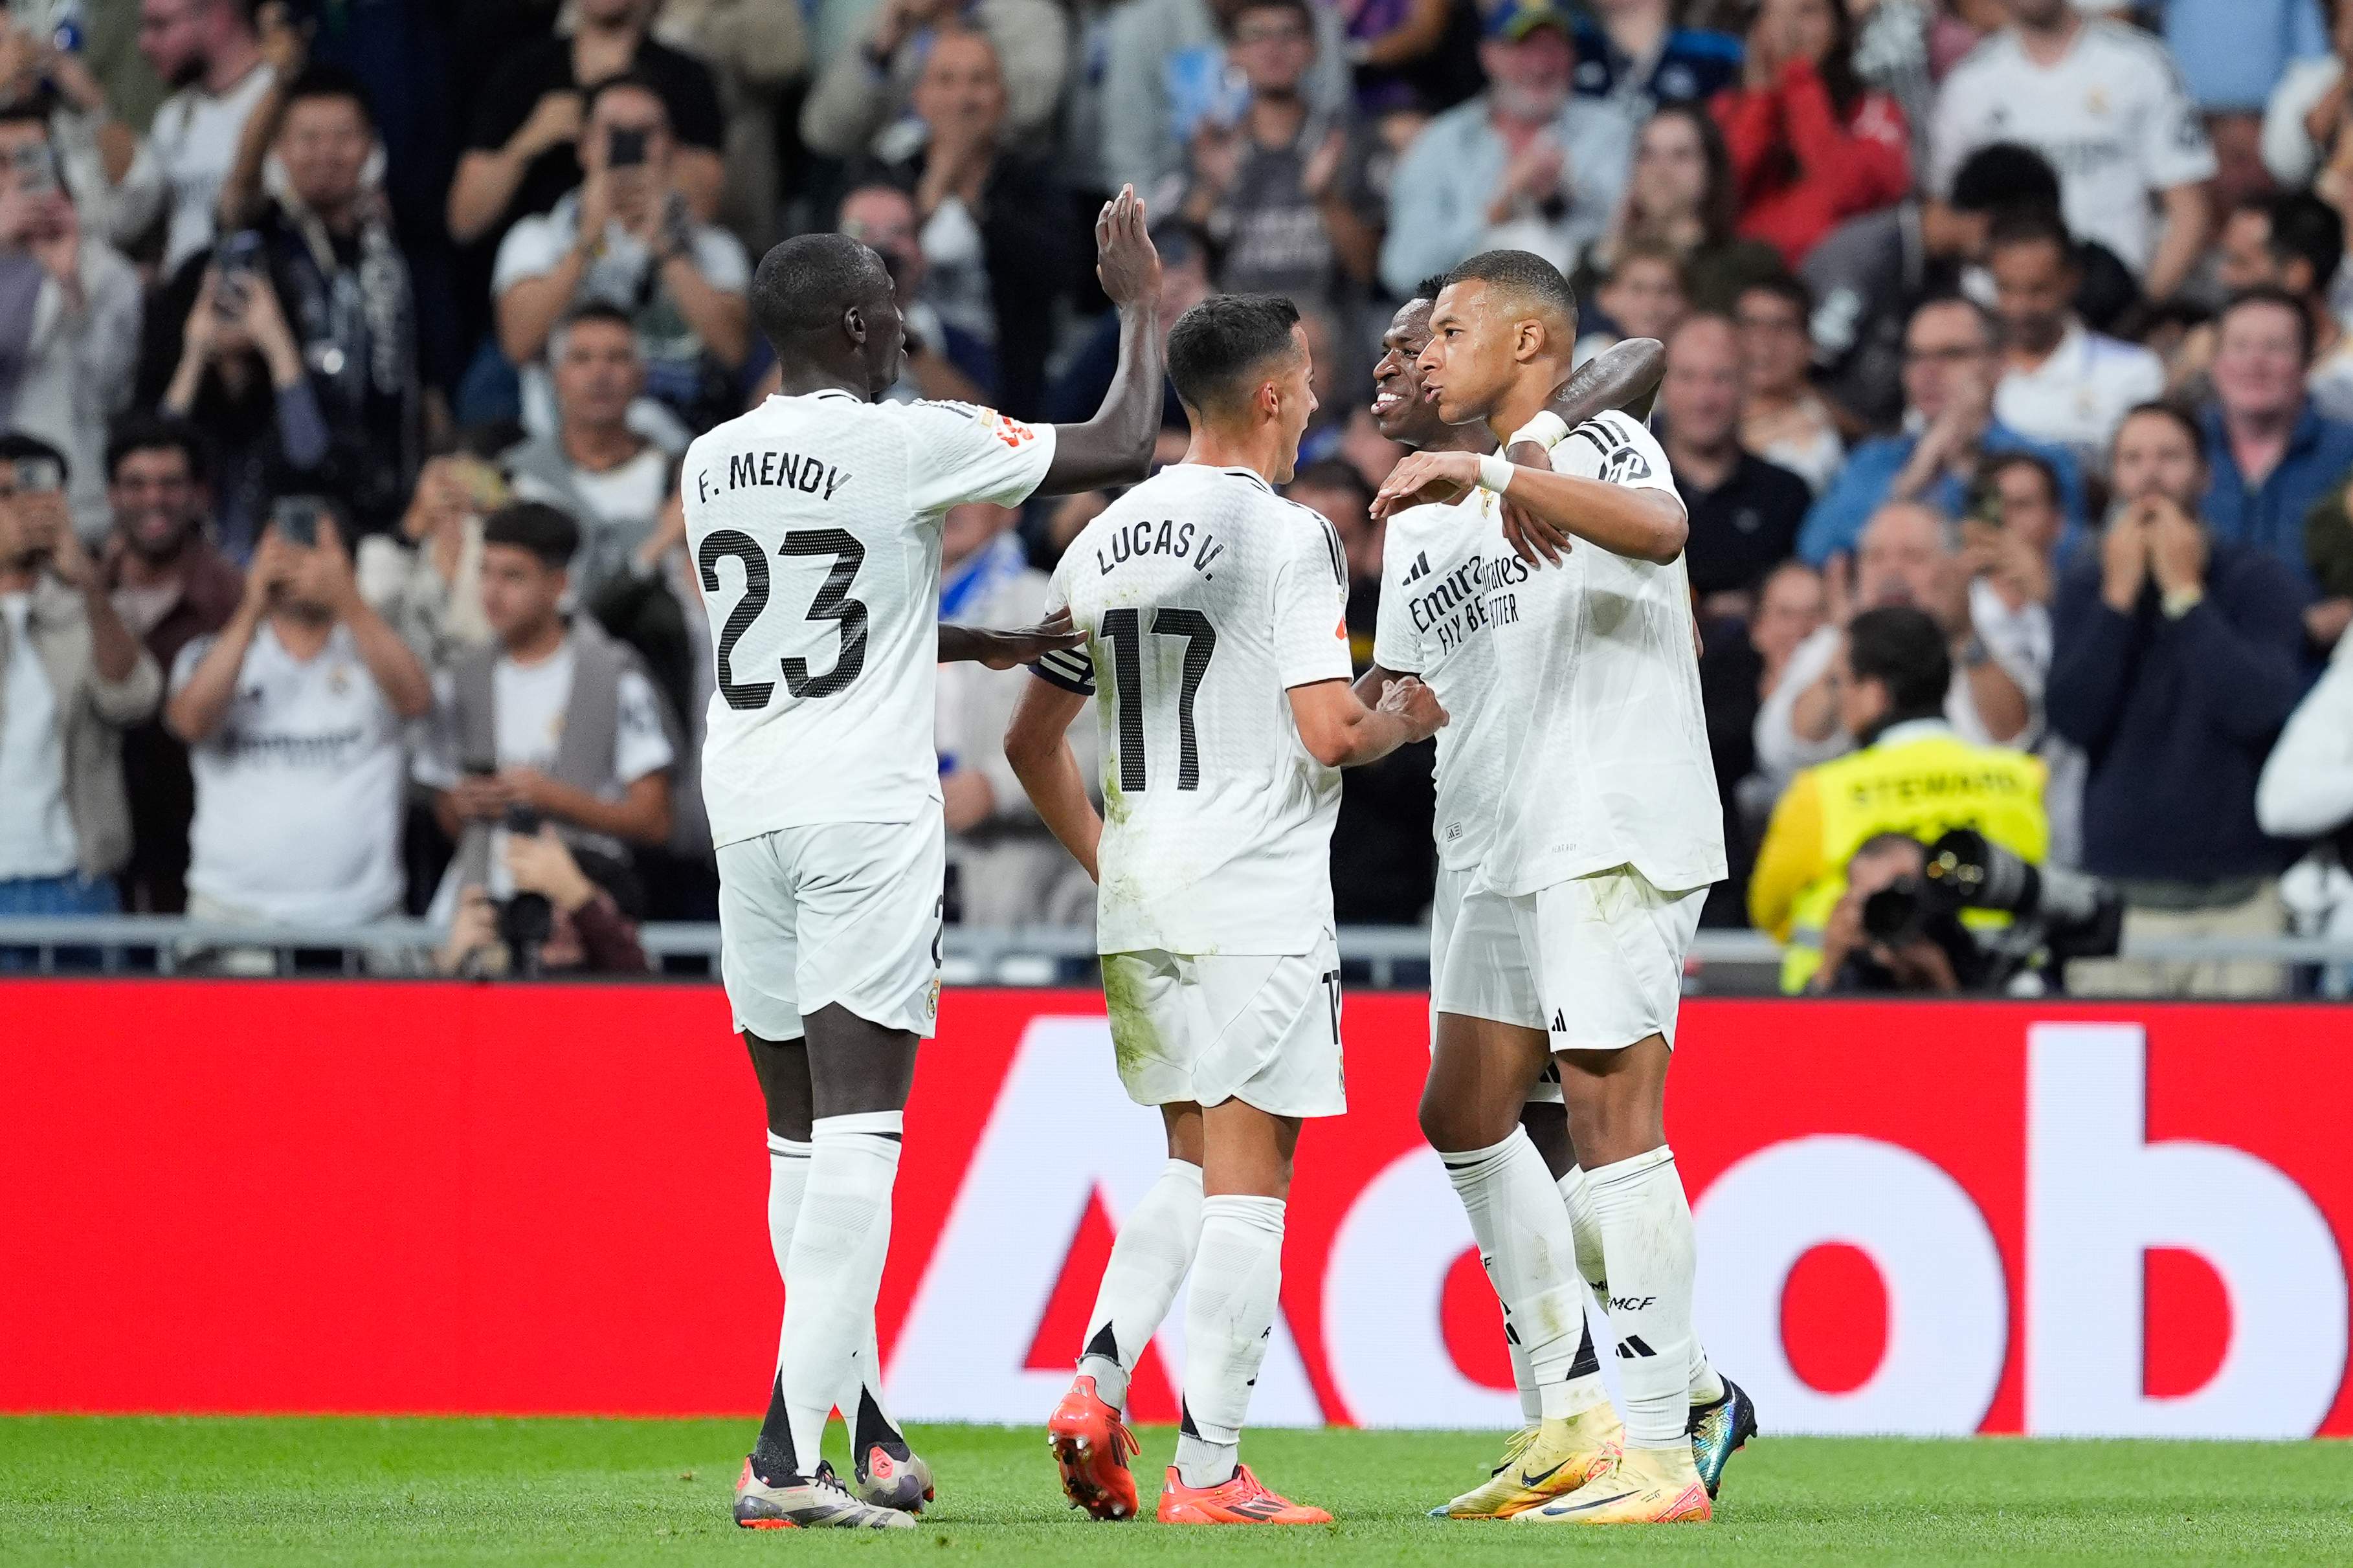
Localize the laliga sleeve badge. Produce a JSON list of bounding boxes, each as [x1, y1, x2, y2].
[[978, 406, 1038, 450]]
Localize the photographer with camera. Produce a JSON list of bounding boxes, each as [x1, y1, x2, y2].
[[414, 502, 675, 936], [1812, 834, 1987, 995], [163, 485, 429, 967], [1751, 604, 2050, 993], [434, 826, 650, 979], [0, 434, 157, 918]]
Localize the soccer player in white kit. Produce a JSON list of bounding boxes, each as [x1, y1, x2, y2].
[[697, 190, 1168, 1530], [1003, 294, 1446, 1525], [1373, 249, 1741, 1525]]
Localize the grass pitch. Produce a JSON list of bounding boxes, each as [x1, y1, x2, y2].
[[4, 1417, 2350, 1566]]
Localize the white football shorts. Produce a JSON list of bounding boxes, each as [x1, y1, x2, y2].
[[715, 809, 946, 1042], [1430, 862, 1704, 1058], [1100, 930, 1346, 1118]]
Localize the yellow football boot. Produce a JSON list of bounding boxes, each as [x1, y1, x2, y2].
[[1431, 1404, 1623, 1519], [1517, 1441, 1712, 1525]]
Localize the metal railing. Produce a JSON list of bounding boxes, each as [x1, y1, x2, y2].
[[3, 916, 2350, 995]]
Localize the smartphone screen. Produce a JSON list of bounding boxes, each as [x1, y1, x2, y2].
[[607, 126, 649, 168], [272, 496, 324, 547]]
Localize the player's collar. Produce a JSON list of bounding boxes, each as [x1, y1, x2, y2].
[[1216, 467, 1275, 492]]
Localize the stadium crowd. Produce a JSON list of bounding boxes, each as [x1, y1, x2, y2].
[[10, 0, 2353, 995]]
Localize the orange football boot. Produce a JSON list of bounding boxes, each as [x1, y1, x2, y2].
[[1155, 1464, 1332, 1525], [1047, 1375, 1142, 1520]]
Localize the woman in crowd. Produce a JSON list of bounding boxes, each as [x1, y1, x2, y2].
[[1579, 102, 1783, 314]]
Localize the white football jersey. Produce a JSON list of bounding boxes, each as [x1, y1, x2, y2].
[[1371, 489, 1527, 872], [1484, 410, 1726, 898], [683, 391, 1056, 847], [1929, 20, 2214, 274], [1037, 464, 1354, 956]]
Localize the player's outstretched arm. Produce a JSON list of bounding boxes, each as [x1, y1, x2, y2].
[[1499, 337, 1666, 566], [1288, 675, 1446, 769], [1038, 186, 1165, 496], [940, 610, 1087, 669], [1004, 676, 1104, 881]]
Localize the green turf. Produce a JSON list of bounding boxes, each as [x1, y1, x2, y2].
[[3, 1417, 2350, 1566]]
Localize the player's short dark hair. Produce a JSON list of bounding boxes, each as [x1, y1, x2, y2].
[[1985, 206, 2075, 264], [0, 429, 67, 481], [1847, 606, 1950, 720], [1950, 142, 2061, 217], [1736, 272, 1812, 320], [107, 415, 211, 486], [2258, 190, 2346, 298], [752, 231, 893, 346], [1219, 0, 1315, 39], [482, 501, 581, 570], [1412, 274, 1451, 304], [2116, 400, 2209, 467], [1166, 294, 1304, 415], [280, 63, 374, 127], [2220, 284, 2314, 363], [1450, 248, 1580, 329], [1286, 458, 1373, 512], [584, 69, 669, 123]]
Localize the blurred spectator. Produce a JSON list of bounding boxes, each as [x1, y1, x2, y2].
[[836, 181, 990, 404], [852, 28, 1073, 419], [1172, 0, 1379, 312], [2051, 403, 2310, 999], [2159, 0, 2327, 206], [1100, 0, 1354, 197], [1735, 274, 1842, 492], [1712, 0, 1910, 269], [154, 65, 419, 538], [1750, 604, 2047, 993], [1574, 238, 1687, 364], [1761, 500, 2043, 794], [1581, 102, 1780, 313], [1847, 0, 1936, 168], [504, 304, 676, 604], [650, 0, 808, 250], [1378, 0, 1632, 298], [1571, 0, 1742, 121], [1289, 457, 1434, 924], [101, 417, 236, 914], [416, 501, 673, 918], [357, 444, 511, 671], [0, 432, 158, 917], [0, 103, 139, 538], [1965, 448, 2079, 858], [158, 258, 329, 560], [163, 489, 430, 947], [2201, 286, 2353, 603], [1656, 312, 1809, 617], [435, 830, 651, 977], [1930, 0, 2214, 302], [104, 0, 274, 272], [2204, 192, 2353, 424], [933, 499, 1097, 927], [2264, 0, 2353, 192], [1342, 0, 1473, 117], [1754, 557, 1827, 700], [493, 72, 751, 444], [1800, 294, 2084, 565], [801, 0, 1065, 161], [1985, 208, 2161, 476], [449, 0, 725, 250]]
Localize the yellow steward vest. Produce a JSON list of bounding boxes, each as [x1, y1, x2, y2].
[[1779, 731, 2049, 992]]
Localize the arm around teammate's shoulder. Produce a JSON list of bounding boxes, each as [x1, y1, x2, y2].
[[1040, 186, 1165, 496]]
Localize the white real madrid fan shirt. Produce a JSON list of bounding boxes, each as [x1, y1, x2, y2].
[[682, 392, 1056, 846], [1483, 410, 1726, 900], [1037, 464, 1354, 956]]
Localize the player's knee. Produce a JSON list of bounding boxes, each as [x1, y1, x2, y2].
[[1417, 1086, 1504, 1154], [744, 1029, 814, 1142]]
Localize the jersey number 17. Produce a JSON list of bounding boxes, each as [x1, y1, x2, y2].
[[1101, 607, 1217, 792]]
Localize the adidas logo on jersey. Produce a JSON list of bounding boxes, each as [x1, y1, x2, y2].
[[1403, 551, 1431, 584], [1549, 1009, 1568, 1033]]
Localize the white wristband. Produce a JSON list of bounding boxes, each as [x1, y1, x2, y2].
[[1509, 410, 1571, 450], [1475, 451, 1517, 494]]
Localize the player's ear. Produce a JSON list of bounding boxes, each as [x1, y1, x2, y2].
[[842, 304, 867, 346]]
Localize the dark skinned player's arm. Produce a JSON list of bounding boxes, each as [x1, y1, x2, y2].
[[1038, 187, 1166, 494], [938, 612, 1086, 669], [1499, 337, 1668, 566]]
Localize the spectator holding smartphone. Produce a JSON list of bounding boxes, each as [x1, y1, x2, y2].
[[0, 432, 159, 918], [163, 485, 430, 955], [492, 72, 750, 445], [0, 104, 139, 540]]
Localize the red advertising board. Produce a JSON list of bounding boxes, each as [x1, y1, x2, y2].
[[2, 980, 2347, 1436]]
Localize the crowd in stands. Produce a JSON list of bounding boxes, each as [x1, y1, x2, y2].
[[10, 0, 2353, 997]]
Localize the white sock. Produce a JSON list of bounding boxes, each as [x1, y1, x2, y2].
[[1174, 1193, 1284, 1488], [775, 1110, 902, 1470], [1442, 1131, 1590, 1420], [1689, 1342, 1726, 1408], [1502, 1285, 1543, 1424], [768, 1133, 908, 1456], [1077, 1158, 1204, 1412], [1588, 1145, 1698, 1448], [1556, 1164, 1608, 1297]]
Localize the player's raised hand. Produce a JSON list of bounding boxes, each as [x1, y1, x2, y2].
[[1377, 674, 1448, 740], [1371, 450, 1477, 520], [1095, 185, 1162, 310]]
